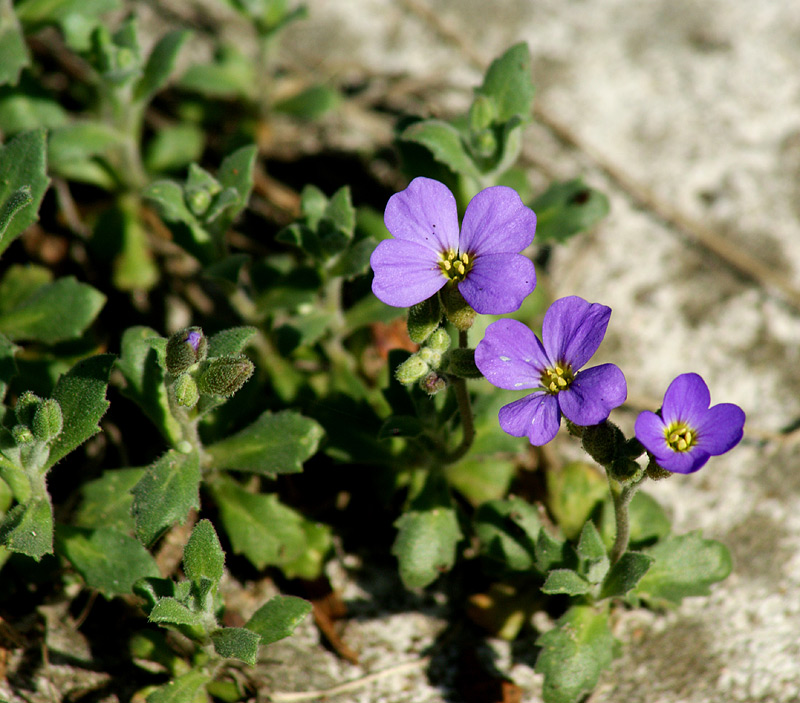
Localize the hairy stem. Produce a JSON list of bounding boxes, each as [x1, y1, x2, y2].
[[607, 472, 643, 565], [442, 330, 475, 464]]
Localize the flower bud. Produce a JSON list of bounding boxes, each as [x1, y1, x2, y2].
[[165, 327, 207, 375], [470, 128, 497, 159], [418, 346, 442, 369], [440, 285, 476, 332], [427, 328, 451, 354], [394, 354, 429, 385], [12, 424, 34, 445], [645, 457, 672, 481], [407, 297, 442, 344], [173, 374, 199, 408], [420, 372, 447, 395], [442, 348, 482, 379], [609, 457, 642, 483], [197, 355, 254, 397], [185, 188, 212, 217], [32, 399, 63, 443], [15, 391, 41, 427], [581, 421, 623, 466], [469, 95, 496, 132]]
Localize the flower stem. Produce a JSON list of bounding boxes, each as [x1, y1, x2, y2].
[[442, 330, 475, 464], [607, 472, 643, 565]]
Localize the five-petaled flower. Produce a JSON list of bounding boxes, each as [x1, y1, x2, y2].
[[475, 296, 627, 446], [370, 177, 537, 314], [634, 373, 745, 474]]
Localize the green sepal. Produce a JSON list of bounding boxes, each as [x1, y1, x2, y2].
[[0, 495, 53, 559], [165, 326, 206, 375], [407, 297, 442, 344], [245, 595, 312, 645], [183, 519, 225, 589], [535, 605, 615, 703], [598, 551, 654, 600], [211, 627, 261, 665], [131, 449, 201, 546], [576, 521, 609, 584], [54, 524, 160, 598], [541, 568, 592, 596]]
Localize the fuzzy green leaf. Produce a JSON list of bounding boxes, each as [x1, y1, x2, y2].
[[144, 123, 205, 174], [474, 42, 535, 123], [246, 595, 312, 645], [474, 496, 542, 572], [55, 525, 160, 598], [183, 519, 225, 588], [546, 461, 608, 540], [536, 605, 615, 703], [0, 129, 49, 255], [131, 450, 201, 546], [0, 0, 30, 86], [46, 354, 113, 469], [147, 669, 211, 703], [401, 120, 481, 179], [149, 597, 204, 629], [134, 29, 190, 102], [273, 84, 341, 120], [0, 186, 33, 240], [211, 627, 260, 665], [0, 276, 105, 343], [0, 496, 52, 559], [206, 326, 257, 357], [216, 144, 257, 216], [73, 467, 145, 531], [541, 568, 592, 596], [634, 532, 732, 607], [576, 521, 609, 584], [206, 409, 324, 475], [531, 179, 610, 245], [599, 551, 654, 600]]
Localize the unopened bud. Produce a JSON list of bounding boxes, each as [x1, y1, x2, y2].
[[420, 372, 447, 395], [418, 346, 442, 369], [440, 285, 476, 332], [15, 391, 41, 426], [166, 327, 207, 375], [645, 457, 672, 481], [442, 348, 482, 379], [469, 95, 496, 132], [395, 354, 429, 385], [173, 374, 199, 408], [186, 188, 211, 217], [32, 399, 63, 443], [12, 425, 34, 445], [470, 128, 497, 159], [407, 297, 442, 344], [581, 421, 623, 466], [427, 328, 451, 354], [197, 355, 254, 397], [609, 457, 642, 483]]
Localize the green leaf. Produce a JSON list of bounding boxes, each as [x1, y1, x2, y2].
[[131, 450, 201, 546], [0, 186, 32, 240], [116, 326, 182, 446], [628, 491, 672, 546], [134, 29, 190, 102], [0, 276, 105, 343], [445, 456, 516, 507], [183, 519, 224, 588], [474, 496, 542, 572], [536, 605, 615, 703], [576, 521, 609, 584], [47, 354, 114, 469], [634, 532, 733, 607], [535, 527, 570, 574], [143, 179, 214, 262], [0, 129, 49, 255], [0, 77, 68, 135], [392, 475, 462, 588], [216, 144, 257, 215], [546, 461, 607, 540], [246, 595, 312, 645], [73, 467, 145, 531], [0, 263, 51, 314], [474, 42, 535, 123], [144, 123, 205, 173], [531, 179, 610, 245], [47, 121, 124, 187], [206, 409, 324, 475], [0, 496, 52, 559], [0, 0, 30, 86], [55, 525, 160, 598], [149, 597, 204, 629], [401, 120, 481, 180], [273, 84, 341, 120], [177, 44, 256, 100], [146, 669, 211, 703], [206, 326, 257, 357], [0, 332, 19, 401], [541, 568, 592, 596], [599, 551, 654, 600], [211, 627, 260, 665]]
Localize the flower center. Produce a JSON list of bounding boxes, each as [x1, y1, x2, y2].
[[664, 422, 697, 453], [541, 363, 574, 394], [439, 249, 473, 283]]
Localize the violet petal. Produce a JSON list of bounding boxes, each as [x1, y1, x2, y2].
[[656, 448, 711, 475], [498, 393, 561, 446], [542, 296, 611, 369], [661, 373, 710, 426], [459, 185, 537, 255], [370, 238, 446, 307], [634, 411, 668, 456], [695, 403, 746, 455], [558, 363, 627, 426], [475, 318, 548, 390], [459, 253, 536, 314], [383, 177, 460, 252]]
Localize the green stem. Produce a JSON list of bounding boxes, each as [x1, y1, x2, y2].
[[442, 330, 475, 464], [607, 472, 644, 565]]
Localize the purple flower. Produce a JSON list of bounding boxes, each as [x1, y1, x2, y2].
[[370, 177, 536, 314], [475, 296, 627, 446], [634, 373, 745, 474]]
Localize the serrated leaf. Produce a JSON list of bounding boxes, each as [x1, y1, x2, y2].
[[599, 551, 654, 600], [473, 496, 541, 572], [206, 409, 323, 475], [47, 354, 113, 469], [577, 521, 609, 584], [531, 179, 610, 245], [183, 519, 224, 588], [474, 42, 535, 123], [55, 525, 160, 598], [401, 120, 481, 180], [0, 496, 52, 559], [246, 595, 312, 645], [541, 568, 592, 596], [211, 627, 260, 665], [134, 29, 190, 102], [536, 605, 615, 703], [131, 450, 201, 546], [0, 0, 30, 87], [0, 129, 49, 255], [116, 327, 182, 446], [0, 276, 105, 343], [634, 532, 732, 607], [73, 467, 145, 531], [146, 669, 211, 703]]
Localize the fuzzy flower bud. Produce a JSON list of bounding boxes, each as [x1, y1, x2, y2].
[[32, 399, 63, 443], [407, 297, 442, 344], [443, 348, 482, 379], [395, 354, 429, 385], [173, 374, 200, 408], [166, 327, 207, 375], [15, 391, 41, 427], [12, 424, 34, 445], [420, 372, 447, 395], [440, 285, 476, 332], [581, 421, 623, 466], [197, 355, 254, 397], [426, 328, 451, 354]]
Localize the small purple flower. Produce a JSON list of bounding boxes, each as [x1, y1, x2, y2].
[[370, 177, 536, 314], [634, 373, 745, 474], [475, 296, 627, 446]]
